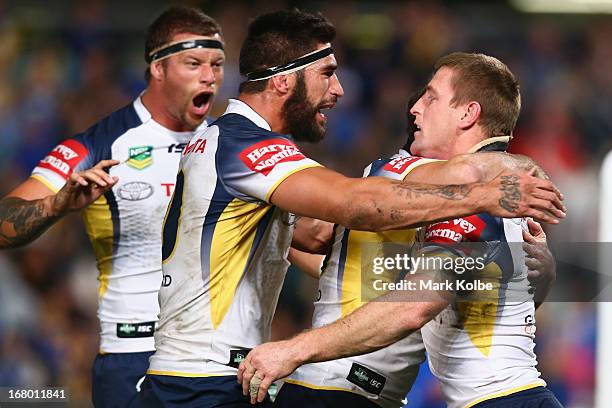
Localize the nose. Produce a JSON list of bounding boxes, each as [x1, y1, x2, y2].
[[330, 74, 344, 99], [410, 97, 423, 116], [200, 64, 215, 85]]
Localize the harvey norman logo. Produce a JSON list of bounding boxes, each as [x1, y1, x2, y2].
[[37, 139, 88, 179], [425, 215, 486, 243], [383, 156, 423, 175], [239, 138, 305, 176]]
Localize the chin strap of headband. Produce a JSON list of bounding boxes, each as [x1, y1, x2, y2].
[[147, 38, 224, 64], [245, 47, 334, 81]]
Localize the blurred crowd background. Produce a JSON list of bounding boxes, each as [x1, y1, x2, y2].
[[0, 0, 608, 406]]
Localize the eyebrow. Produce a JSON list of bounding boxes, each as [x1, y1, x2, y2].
[[425, 84, 438, 97], [182, 52, 225, 62], [319, 62, 338, 71]]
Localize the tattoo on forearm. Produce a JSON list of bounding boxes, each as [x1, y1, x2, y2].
[[498, 175, 521, 213], [392, 183, 473, 201], [0, 197, 59, 248]]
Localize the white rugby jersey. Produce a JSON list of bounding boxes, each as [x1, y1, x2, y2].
[[287, 151, 436, 408], [147, 99, 321, 377], [31, 97, 207, 353], [419, 138, 545, 408]]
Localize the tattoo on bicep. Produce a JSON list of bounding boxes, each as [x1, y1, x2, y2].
[[498, 175, 521, 213], [0, 197, 58, 248], [392, 182, 473, 201]]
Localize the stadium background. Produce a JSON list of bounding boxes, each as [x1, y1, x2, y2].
[[0, 0, 607, 406]]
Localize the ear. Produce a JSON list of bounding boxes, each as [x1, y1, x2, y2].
[[269, 74, 294, 96], [458, 101, 481, 130], [149, 61, 165, 82]]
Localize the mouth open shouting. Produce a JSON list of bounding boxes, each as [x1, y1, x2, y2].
[[191, 90, 214, 117]]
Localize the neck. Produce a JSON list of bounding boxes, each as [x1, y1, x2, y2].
[[239, 92, 286, 133], [141, 87, 192, 132], [448, 128, 488, 158]]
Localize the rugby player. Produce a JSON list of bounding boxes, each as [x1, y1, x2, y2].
[[279, 87, 555, 408], [141, 10, 564, 407], [0, 6, 225, 407], [238, 53, 563, 408]]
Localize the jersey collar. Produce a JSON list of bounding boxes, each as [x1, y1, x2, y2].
[[224, 99, 272, 131], [468, 135, 512, 153], [133, 95, 152, 123]]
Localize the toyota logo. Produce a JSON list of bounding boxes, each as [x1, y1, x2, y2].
[[117, 181, 154, 201]]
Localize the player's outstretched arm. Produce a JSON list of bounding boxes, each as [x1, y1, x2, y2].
[[0, 159, 118, 249], [271, 166, 565, 232], [238, 287, 449, 404], [405, 151, 555, 186]]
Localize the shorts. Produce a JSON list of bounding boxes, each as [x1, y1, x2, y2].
[[274, 382, 378, 408], [92, 351, 153, 408], [135, 374, 273, 407], [472, 386, 563, 408]]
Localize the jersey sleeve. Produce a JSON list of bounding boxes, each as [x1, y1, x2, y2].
[[420, 214, 514, 289], [217, 134, 321, 203], [424, 215, 488, 244], [416, 215, 492, 264], [30, 136, 93, 192]]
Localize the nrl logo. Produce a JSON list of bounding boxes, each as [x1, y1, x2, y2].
[[118, 324, 136, 335], [233, 353, 246, 365], [354, 368, 369, 382], [127, 146, 153, 170]]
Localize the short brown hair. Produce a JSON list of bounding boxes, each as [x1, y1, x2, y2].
[[238, 9, 336, 94], [144, 6, 222, 82], [434, 52, 521, 137]]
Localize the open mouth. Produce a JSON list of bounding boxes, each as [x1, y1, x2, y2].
[[192, 91, 213, 115], [317, 103, 336, 120], [414, 122, 422, 134]]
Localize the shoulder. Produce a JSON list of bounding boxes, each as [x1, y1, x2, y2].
[[366, 153, 432, 180], [76, 101, 144, 154], [215, 114, 305, 172]]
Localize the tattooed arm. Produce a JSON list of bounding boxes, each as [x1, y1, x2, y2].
[[0, 160, 119, 249], [270, 167, 565, 232], [0, 195, 61, 248], [405, 151, 552, 187]]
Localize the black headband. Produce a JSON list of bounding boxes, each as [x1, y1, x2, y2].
[[245, 47, 334, 81], [147, 39, 225, 64]]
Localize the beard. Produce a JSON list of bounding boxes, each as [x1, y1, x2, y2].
[[281, 74, 326, 143]]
